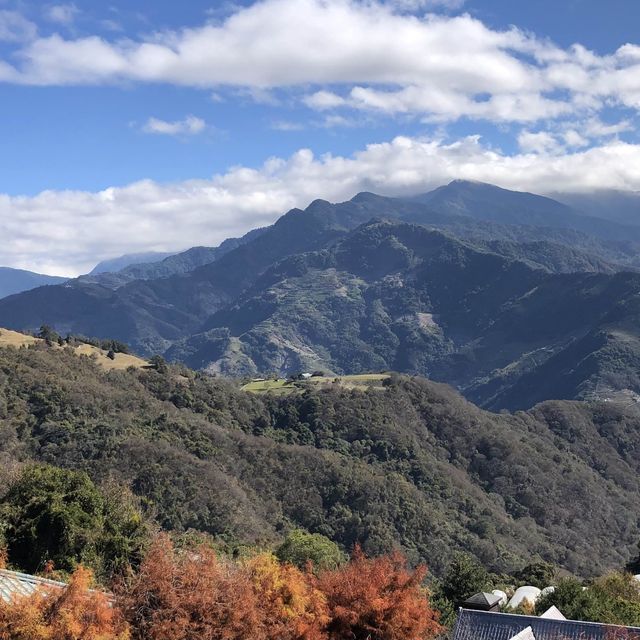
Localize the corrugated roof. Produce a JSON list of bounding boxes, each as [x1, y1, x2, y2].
[[0, 569, 66, 603], [452, 608, 640, 640]]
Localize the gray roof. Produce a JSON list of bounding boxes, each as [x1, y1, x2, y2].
[[0, 569, 66, 603], [452, 608, 640, 640], [463, 592, 503, 608]]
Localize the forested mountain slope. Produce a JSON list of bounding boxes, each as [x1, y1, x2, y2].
[[169, 220, 640, 409], [2, 341, 640, 578], [3, 183, 640, 409]]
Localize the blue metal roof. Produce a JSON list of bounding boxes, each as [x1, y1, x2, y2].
[[452, 608, 640, 640]]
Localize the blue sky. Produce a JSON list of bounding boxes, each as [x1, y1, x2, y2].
[[0, 0, 639, 274]]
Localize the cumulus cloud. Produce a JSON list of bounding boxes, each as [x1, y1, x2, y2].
[[303, 90, 347, 110], [142, 115, 207, 136], [384, 0, 466, 10], [4, 134, 640, 276], [45, 3, 79, 26], [0, 0, 637, 126], [518, 130, 562, 154], [0, 10, 37, 42]]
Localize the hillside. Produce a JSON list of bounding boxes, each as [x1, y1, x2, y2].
[[2, 341, 640, 578], [0, 267, 67, 300], [168, 220, 640, 409], [0, 327, 148, 371], [3, 182, 640, 409]]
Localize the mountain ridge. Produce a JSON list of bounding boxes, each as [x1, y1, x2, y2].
[[0, 267, 67, 300], [3, 181, 640, 409]]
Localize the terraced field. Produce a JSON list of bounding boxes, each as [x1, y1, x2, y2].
[[242, 373, 390, 394]]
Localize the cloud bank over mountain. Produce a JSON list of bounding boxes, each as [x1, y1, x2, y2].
[[3, 134, 640, 276], [1, 0, 640, 275]]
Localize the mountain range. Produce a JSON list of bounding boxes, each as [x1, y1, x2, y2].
[[2, 180, 640, 410], [0, 267, 67, 299]]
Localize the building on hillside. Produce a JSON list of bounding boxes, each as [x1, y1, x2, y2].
[[452, 608, 640, 640], [506, 585, 542, 609], [0, 568, 66, 603], [462, 592, 503, 612]]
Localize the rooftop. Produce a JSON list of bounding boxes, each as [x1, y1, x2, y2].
[[452, 608, 640, 640], [0, 569, 66, 604]]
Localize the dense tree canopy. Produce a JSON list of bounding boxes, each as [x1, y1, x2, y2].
[[117, 535, 441, 640], [0, 465, 148, 578], [0, 565, 129, 640], [1, 342, 640, 578], [536, 573, 640, 626], [276, 530, 345, 572], [437, 553, 490, 607]]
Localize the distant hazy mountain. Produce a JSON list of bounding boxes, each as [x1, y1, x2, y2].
[[0, 267, 67, 300], [552, 190, 640, 227], [80, 228, 268, 288], [89, 251, 177, 275], [412, 179, 640, 241], [3, 181, 640, 409]]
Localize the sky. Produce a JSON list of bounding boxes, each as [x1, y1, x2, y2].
[[1, 0, 640, 275]]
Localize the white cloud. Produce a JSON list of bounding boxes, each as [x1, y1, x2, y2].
[[384, 0, 466, 10], [321, 114, 360, 127], [518, 130, 562, 154], [45, 3, 79, 26], [562, 129, 589, 148], [142, 115, 207, 136], [4, 134, 640, 276], [0, 10, 36, 42], [0, 0, 621, 125], [303, 90, 347, 110], [271, 120, 305, 131], [0, 0, 636, 128], [583, 117, 633, 137]]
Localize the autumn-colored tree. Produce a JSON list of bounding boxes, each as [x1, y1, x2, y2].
[[118, 534, 260, 640], [317, 546, 442, 640], [246, 553, 328, 640], [605, 630, 640, 640], [0, 565, 129, 640]]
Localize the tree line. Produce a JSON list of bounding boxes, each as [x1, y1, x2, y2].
[[4, 465, 640, 639]]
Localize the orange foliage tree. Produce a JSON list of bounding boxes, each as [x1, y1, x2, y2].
[[317, 546, 442, 640], [246, 552, 328, 640], [117, 535, 442, 640], [118, 534, 260, 640], [0, 565, 129, 640]]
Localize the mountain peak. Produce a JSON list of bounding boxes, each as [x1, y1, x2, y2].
[[350, 191, 387, 204], [447, 178, 489, 187], [90, 251, 176, 275]]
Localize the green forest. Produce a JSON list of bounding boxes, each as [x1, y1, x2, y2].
[[4, 340, 640, 635]]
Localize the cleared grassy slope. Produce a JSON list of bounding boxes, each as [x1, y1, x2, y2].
[[0, 328, 148, 371], [242, 373, 390, 394]]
